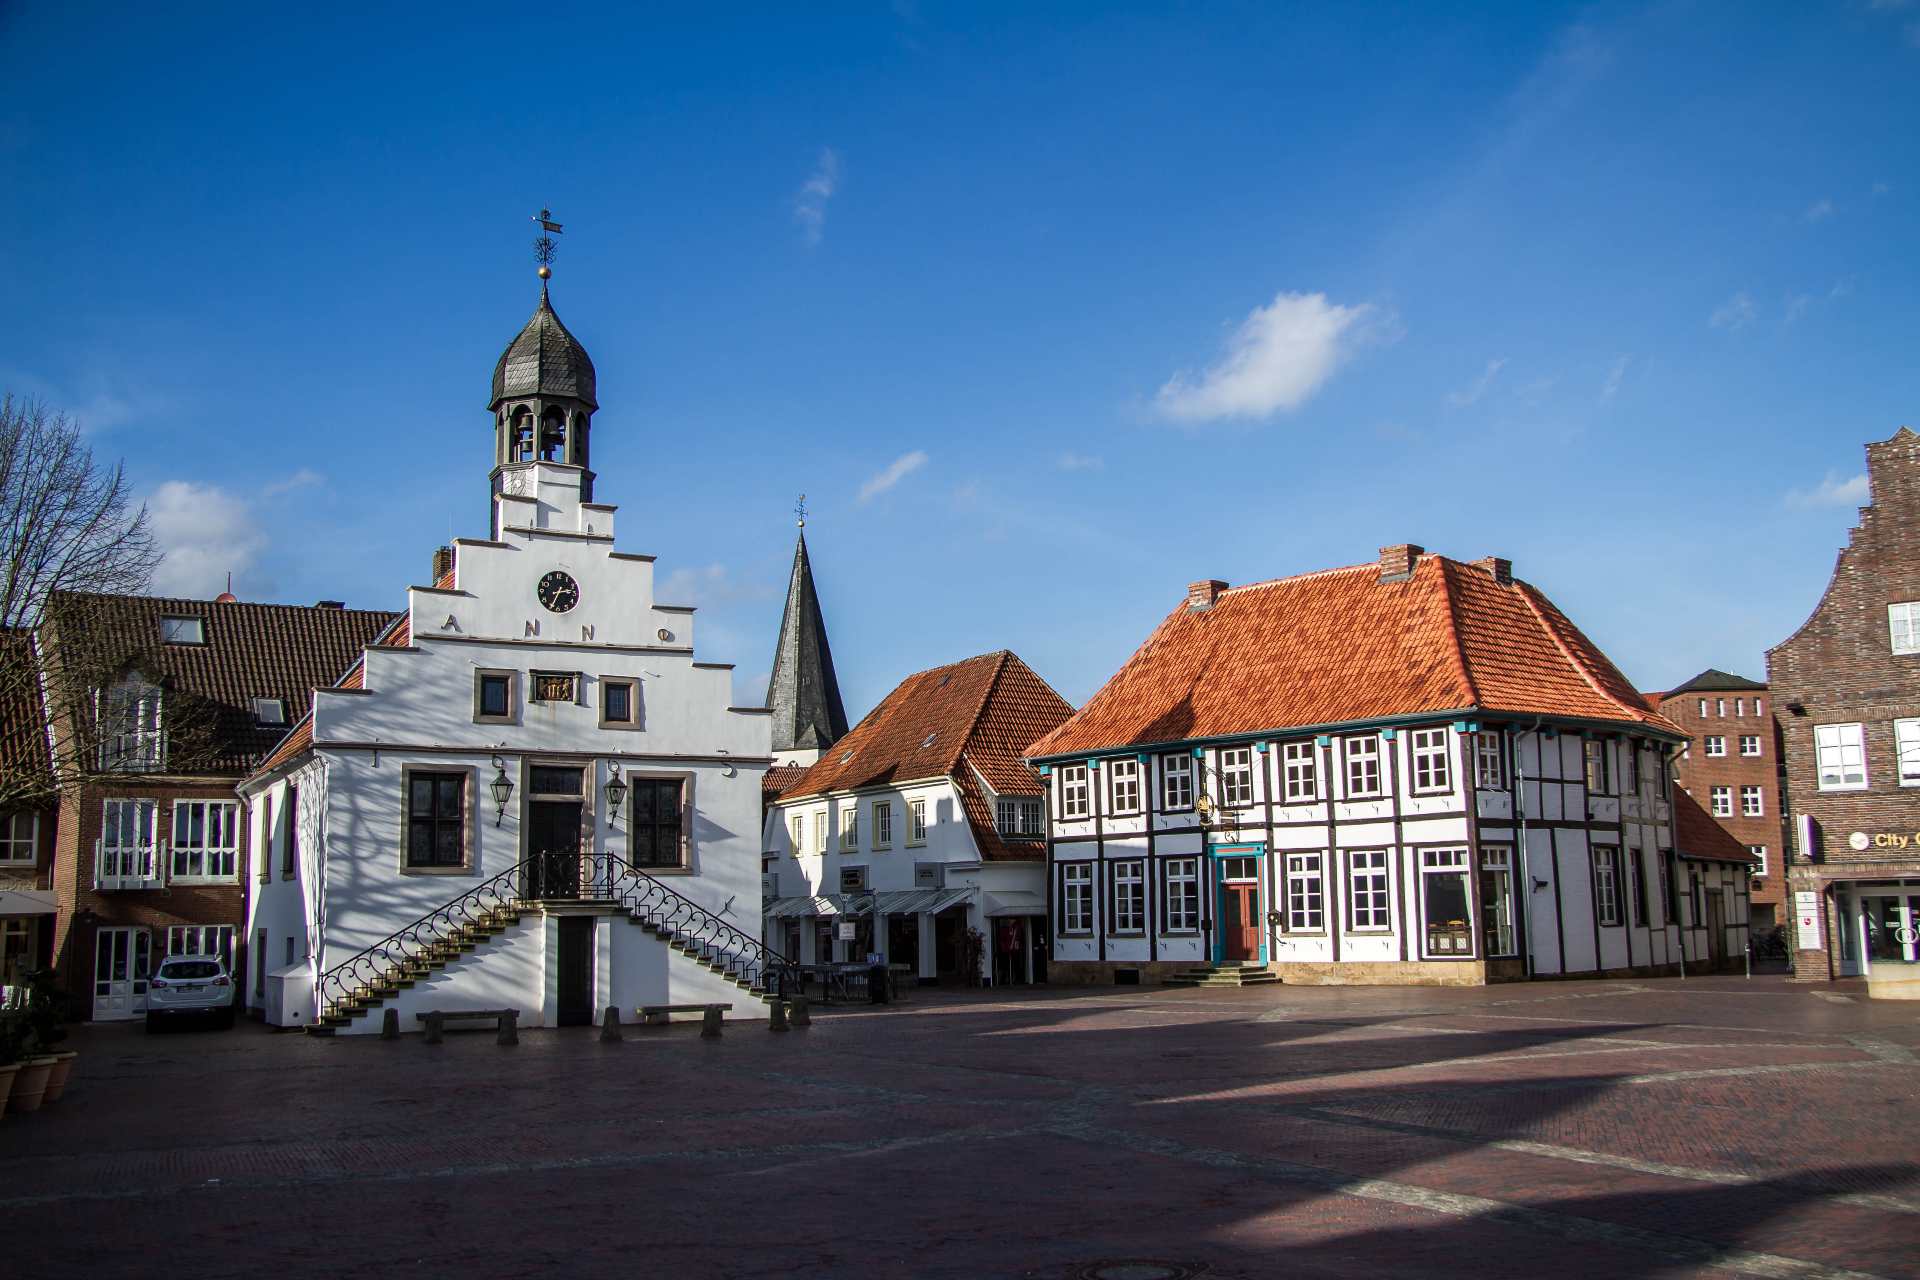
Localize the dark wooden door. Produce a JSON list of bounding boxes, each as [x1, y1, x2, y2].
[[527, 801, 582, 899], [1223, 884, 1260, 961], [557, 916, 594, 1027]]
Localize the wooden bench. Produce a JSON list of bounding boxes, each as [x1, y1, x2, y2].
[[417, 1009, 518, 1045], [636, 1003, 732, 1038]]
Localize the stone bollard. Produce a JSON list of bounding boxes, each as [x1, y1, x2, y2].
[[701, 1006, 724, 1039], [768, 998, 790, 1033], [788, 995, 811, 1027], [423, 1014, 444, 1045], [380, 1008, 399, 1040], [600, 1006, 623, 1042], [497, 1010, 519, 1046]]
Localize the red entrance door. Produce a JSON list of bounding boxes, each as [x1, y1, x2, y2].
[[1223, 883, 1260, 961]]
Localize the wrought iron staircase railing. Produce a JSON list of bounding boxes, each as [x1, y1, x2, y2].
[[313, 851, 797, 1026]]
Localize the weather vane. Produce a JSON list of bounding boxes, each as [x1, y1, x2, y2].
[[532, 207, 563, 279], [795, 493, 807, 528]]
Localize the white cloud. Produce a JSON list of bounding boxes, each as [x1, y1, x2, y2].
[[657, 562, 771, 606], [1785, 471, 1870, 510], [1154, 291, 1379, 424], [1601, 355, 1630, 400], [858, 450, 928, 503], [1784, 293, 1812, 324], [1830, 276, 1855, 299], [793, 148, 841, 246], [1446, 358, 1506, 408], [263, 467, 325, 497], [1056, 451, 1104, 472], [1710, 291, 1758, 330], [148, 481, 266, 598], [1804, 198, 1835, 223]]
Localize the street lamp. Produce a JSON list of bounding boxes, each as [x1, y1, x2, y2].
[[604, 764, 628, 826], [489, 756, 515, 828]]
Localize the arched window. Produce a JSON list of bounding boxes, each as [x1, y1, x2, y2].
[[539, 409, 566, 462], [571, 411, 589, 465], [510, 409, 535, 462]]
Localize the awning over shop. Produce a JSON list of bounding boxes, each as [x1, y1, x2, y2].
[[983, 890, 1045, 917], [763, 888, 974, 918], [0, 887, 55, 917]]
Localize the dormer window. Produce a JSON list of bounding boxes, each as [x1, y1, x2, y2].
[[97, 679, 164, 772], [252, 698, 288, 727], [160, 616, 206, 646]]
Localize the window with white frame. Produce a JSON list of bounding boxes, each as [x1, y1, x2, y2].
[[1710, 786, 1733, 817], [790, 815, 804, 854], [1285, 852, 1324, 932], [908, 798, 928, 845], [1110, 758, 1141, 814], [159, 615, 206, 645], [1410, 728, 1451, 793], [1594, 846, 1622, 926], [1112, 861, 1145, 932], [813, 811, 827, 854], [99, 798, 159, 884], [1481, 846, 1516, 956], [1814, 723, 1868, 791], [1741, 785, 1763, 817], [1282, 742, 1318, 802], [1716, 699, 1727, 717], [1622, 744, 1638, 794], [1061, 864, 1093, 933], [165, 923, 235, 967], [1740, 735, 1761, 757], [252, 697, 288, 727], [1583, 739, 1611, 794], [170, 800, 239, 880], [1018, 799, 1044, 835], [1220, 747, 1254, 807], [96, 679, 164, 771], [873, 801, 893, 849], [1627, 849, 1647, 927], [1346, 850, 1391, 930], [1891, 601, 1920, 655], [1755, 697, 1765, 717], [0, 812, 35, 865], [1474, 731, 1505, 789], [1164, 858, 1200, 932], [1748, 845, 1768, 877], [1420, 848, 1472, 956], [1705, 736, 1726, 757], [1698, 698, 1708, 717], [1161, 753, 1194, 811], [1344, 737, 1382, 797], [840, 805, 858, 850], [1060, 766, 1089, 820], [1896, 719, 1920, 787]]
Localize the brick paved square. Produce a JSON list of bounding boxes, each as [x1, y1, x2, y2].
[[3, 976, 1918, 1279]]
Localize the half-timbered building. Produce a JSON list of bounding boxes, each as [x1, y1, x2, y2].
[[1026, 545, 1752, 986]]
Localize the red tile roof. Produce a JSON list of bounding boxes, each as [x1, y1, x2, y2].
[[1670, 789, 1760, 865], [1027, 553, 1682, 759], [762, 764, 809, 800], [250, 610, 410, 778], [0, 628, 51, 793], [779, 651, 1073, 861]]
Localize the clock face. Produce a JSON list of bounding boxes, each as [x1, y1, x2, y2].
[[537, 570, 580, 614]]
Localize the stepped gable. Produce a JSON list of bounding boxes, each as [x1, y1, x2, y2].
[[40, 591, 398, 772], [1027, 550, 1679, 760], [781, 650, 1072, 861]]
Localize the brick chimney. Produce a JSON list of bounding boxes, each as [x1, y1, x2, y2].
[[431, 546, 454, 584], [1187, 579, 1228, 611], [1377, 544, 1423, 583], [1471, 555, 1513, 585]]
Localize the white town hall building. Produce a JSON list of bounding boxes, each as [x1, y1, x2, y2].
[[239, 271, 783, 1032]]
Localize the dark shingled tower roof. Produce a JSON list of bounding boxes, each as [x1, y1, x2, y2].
[[767, 531, 849, 753], [489, 284, 598, 410]]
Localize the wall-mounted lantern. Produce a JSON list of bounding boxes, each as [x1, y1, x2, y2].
[[489, 755, 515, 828], [604, 764, 629, 824]]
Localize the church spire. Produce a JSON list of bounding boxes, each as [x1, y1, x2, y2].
[[767, 502, 849, 765]]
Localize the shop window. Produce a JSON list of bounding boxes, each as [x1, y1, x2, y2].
[[1420, 848, 1471, 956]]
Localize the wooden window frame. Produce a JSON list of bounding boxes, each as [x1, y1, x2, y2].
[[1345, 849, 1392, 932], [626, 773, 691, 872], [1109, 758, 1141, 815], [1284, 851, 1325, 933], [1343, 736, 1383, 799], [598, 677, 640, 730], [169, 799, 240, 882], [1061, 863, 1094, 935], [0, 811, 37, 866], [1410, 727, 1452, 795], [873, 800, 893, 849], [1814, 722, 1869, 791], [1163, 857, 1200, 933], [840, 804, 859, 851], [1160, 753, 1194, 812], [1218, 747, 1254, 808], [1111, 859, 1146, 934], [473, 669, 519, 725], [1740, 785, 1764, 817], [1473, 731, 1505, 789], [907, 798, 928, 846], [1282, 742, 1318, 803], [1059, 766, 1090, 820], [1594, 846, 1622, 927], [398, 766, 476, 875]]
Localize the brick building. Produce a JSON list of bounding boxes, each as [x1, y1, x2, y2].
[[1645, 672, 1786, 930], [1767, 426, 1920, 987], [34, 591, 393, 1020], [0, 628, 57, 989]]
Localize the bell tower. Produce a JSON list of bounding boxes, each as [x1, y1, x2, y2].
[[489, 210, 600, 536]]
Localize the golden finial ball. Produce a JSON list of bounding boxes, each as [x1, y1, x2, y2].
[[537, 265, 551, 279]]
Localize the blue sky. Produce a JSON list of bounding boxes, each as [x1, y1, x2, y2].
[[1, 2, 1915, 718]]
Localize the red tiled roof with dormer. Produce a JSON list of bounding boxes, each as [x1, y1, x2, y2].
[[249, 609, 410, 779], [778, 650, 1073, 862], [1026, 552, 1681, 761]]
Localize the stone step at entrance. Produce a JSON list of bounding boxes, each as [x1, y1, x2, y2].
[[1162, 964, 1281, 988]]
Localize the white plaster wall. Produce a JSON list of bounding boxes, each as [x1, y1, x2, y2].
[[334, 914, 546, 1035], [608, 915, 762, 1018], [769, 780, 977, 898]]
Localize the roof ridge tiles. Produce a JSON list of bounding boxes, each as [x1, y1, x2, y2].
[[1432, 558, 1483, 710]]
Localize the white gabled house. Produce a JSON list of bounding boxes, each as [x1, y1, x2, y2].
[[762, 650, 1072, 987], [1026, 546, 1754, 987], [239, 277, 783, 1033]]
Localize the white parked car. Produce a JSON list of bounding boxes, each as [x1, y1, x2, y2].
[[146, 956, 236, 1030]]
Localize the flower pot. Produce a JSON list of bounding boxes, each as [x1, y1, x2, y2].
[[41, 1050, 77, 1103], [8, 1056, 56, 1114], [0, 1063, 17, 1121]]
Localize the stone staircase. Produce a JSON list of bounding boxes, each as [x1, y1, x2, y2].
[[1162, 963, 1281, 989], [308, 854, 797, 1035]]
